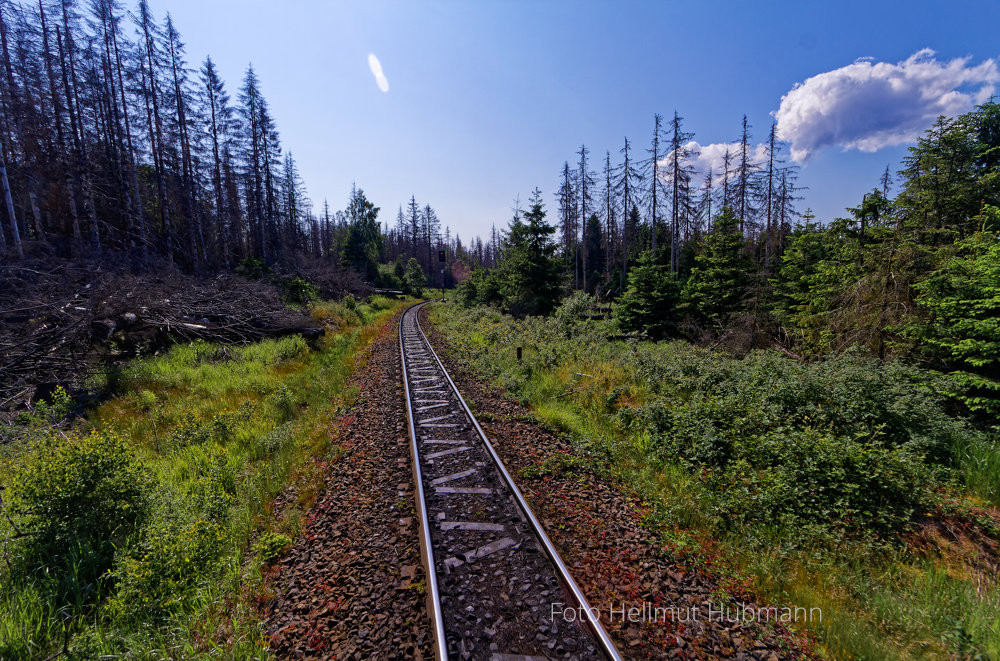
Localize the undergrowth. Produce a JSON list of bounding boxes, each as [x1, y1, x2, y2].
[[430, 298, 1000, 660], [0, 294, 409, 659]]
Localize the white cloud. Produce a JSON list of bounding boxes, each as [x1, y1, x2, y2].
[[658, 140, 769, 189], [683, 140, 768, 180], [368, 53, 389, 93], [775, 49, 999, 162]]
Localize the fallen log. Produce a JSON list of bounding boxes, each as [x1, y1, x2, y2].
[[271, 326, 325, 340]]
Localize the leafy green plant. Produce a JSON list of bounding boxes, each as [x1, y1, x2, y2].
[[281, 276, 318, 305], [112, 518, 225, 619], [7, 432, 155, 585], [253, 532, 292, 565], [235, 257, 270, 279]]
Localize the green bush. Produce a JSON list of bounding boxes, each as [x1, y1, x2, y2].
[[192, 448, 238, 522], [15, 385, 76, 427], [456, 266, 502, 308], [112, 518, 225, 619], [270, 384, 295, 422], [235, 257, 270, 279], [166, 410, 212, 450], [375, 262, 403, 289], [554, 291, 597, 334], [281, 276, 318, 305], [253, 532, 292, 565], [708, 428, 931, 538], [623, 347, 976, 467], [7, 432, 155, 585]]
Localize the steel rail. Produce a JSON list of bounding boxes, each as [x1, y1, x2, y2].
[[411, 302, 624, 661], [400, 305, 449, 661]]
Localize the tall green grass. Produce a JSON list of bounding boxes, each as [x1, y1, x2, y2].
[[0, 294, 407, 659], [954, 435, 1000, 506], [430, 298, 1000, 660]]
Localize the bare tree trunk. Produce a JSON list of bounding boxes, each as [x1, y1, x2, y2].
[[191, 157, 207, 262], [39, 0, 81, 245], [0, 5, 44, 243], [205, 66, 228, 266], [108, 4, 147, 261], [166, 19, 198, 269], [649, 114, 661, 255], [138, 42, 172, 264], [0, 131, 22, 257], [261, 114, 275, 261], [765, 124, 775, 274], [96, 1, 135, 252], [56, 19, 100, 254], [603, 151, 613, 284]]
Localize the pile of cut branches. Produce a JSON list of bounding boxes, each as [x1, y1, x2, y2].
[[0, 260, 322, 413]]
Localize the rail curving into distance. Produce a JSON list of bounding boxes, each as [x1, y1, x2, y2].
[[400, 302, 623, 661]]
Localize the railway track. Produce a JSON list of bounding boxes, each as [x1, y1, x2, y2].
[[400, 302, 622, 661]]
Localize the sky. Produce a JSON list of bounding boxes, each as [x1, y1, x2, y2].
[[156, 0, 1000, 243]]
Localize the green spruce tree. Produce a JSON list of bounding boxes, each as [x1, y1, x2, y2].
[[495, 188, 564, 316], [613, 251, 678, 339], [909, 204, 1000, 418], [340, 187, 382, 281], [403, 257, 426, 297], [681, 207, 754, 327]]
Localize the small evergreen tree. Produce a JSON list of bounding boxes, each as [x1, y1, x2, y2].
[[583, 213, 604, 295], [403, 257, 425, 297], [681, 207, 754, 327], [771, 214, 842, 353], [909, 204, 1000, 418], [613, 251, 679, 339], [495, 188, 564, 316], [340, 187, 382, 281]]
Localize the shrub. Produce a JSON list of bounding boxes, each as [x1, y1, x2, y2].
[[554, 291, 597, 334], [7, 432, 155, 585], [271, 384, 295, 422], [192, 448, 237, 522], [375, 262, 403, 290], [235, 257, 270, 280], [433, 301, 986, 542], [167, 410, 212, 450], [456, 266, 501, 308], [281, 276, 318, 305], [311, 299, 361, 328], [708, 428, 932, 538], [253, 532, 292, 565], [113, 518, 225, 619]]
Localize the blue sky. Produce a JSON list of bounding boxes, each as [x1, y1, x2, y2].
[[159, 0, 1000, 243]]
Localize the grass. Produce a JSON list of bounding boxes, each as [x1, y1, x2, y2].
[[954, 435, 1000, 507], [0, 294, 411, 659], [429, 297, 1000, 660]]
